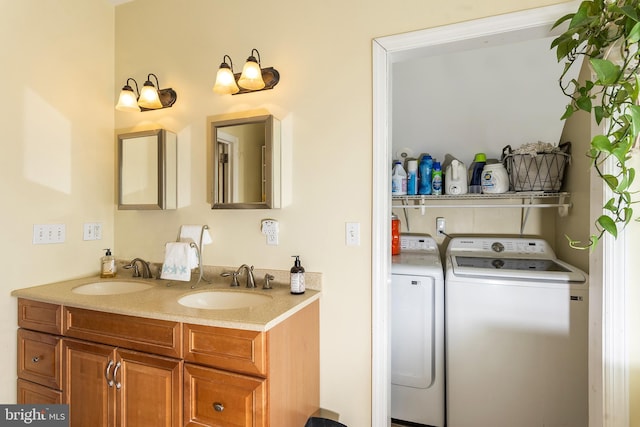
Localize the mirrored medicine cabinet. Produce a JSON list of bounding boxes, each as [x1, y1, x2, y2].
[[208, 112, 281, 209], [117, 128, 177, 210]]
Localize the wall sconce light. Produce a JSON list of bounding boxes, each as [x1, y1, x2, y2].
[[213, 49, 280, 95], [115, 73, 177, 112]]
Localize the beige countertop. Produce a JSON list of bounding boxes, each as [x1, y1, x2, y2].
[[11, 267, 321, 332]]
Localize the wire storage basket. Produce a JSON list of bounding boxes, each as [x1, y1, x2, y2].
[[502, 142, 571, 192]]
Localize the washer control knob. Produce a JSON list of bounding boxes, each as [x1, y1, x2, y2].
[[491, 242, 504, 253]]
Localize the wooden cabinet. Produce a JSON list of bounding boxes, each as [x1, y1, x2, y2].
[[16, 297, 320, 427], [17, 299, 63, 404], [62, 308, 183, 427], [183, 300, 320, 427], [63, 339, 182, 427]]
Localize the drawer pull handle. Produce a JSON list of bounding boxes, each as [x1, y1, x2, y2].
[[105, 360, 114, 387], [113, 362, 122, 390], [213, 402, 224, 412], [31, 356, 41, 363]]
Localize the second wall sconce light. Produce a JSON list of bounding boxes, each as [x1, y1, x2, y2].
[[116, 73, 177, 112], [213, 49, 280, 95]]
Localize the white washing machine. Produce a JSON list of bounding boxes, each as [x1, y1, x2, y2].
[[445, 237, 588, 427], [391, 234, 445, 427]]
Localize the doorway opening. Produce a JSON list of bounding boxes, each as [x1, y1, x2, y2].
[[369, 3, 617, 426]]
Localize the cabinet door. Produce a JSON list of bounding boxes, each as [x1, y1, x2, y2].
[[184, 363, 266, 427], [64, 339, 115, 427], [115, 349, 182, 427]]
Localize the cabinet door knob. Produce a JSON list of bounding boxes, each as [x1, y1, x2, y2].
[[104, 360, 114, 387], [31, 356, 41, 363], [213, 402, 224, 412]]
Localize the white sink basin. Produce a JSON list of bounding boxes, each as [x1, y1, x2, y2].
[[178, 291, 272, 310], [72, 281, 154, 295]]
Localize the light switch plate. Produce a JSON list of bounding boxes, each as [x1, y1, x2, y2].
[[33, 224, 66, 244], [346, 222, 360, 246]]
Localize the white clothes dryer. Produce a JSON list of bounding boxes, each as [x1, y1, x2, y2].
[[391, 234, 445, 427], [445, 236, 588, 427]]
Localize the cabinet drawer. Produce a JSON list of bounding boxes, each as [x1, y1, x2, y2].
[[18, 299, 62, 335], [183, 324, 266, 377], [17, 379, 63, 404], [17, 329, 62, 390], [184, 363, 266, 427], [64, 307, 181, 358]]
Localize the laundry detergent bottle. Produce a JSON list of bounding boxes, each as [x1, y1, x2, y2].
[[468, 153, 487, 194], [445, 159, 468, 195], [418, 155, 433, 195], [481, 163, 509, 193]]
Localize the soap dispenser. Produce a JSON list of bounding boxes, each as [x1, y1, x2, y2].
[[290, 255, 306, 295], [101, 248, 117, 278]]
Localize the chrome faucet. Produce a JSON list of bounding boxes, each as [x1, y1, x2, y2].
[[236, 264, 256, 288], [124, 258, 153, 279]]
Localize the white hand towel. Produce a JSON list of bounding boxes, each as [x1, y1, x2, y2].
[[160, 242, 192, 281]]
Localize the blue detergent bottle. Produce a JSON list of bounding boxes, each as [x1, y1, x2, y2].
[[468, 153, 487, 194], [418, 155, 433, 195]]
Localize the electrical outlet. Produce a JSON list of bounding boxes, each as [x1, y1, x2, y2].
[[261, 219, 279, 246], [266, 233, 279, 245], [436, 217, 446, 236], [83, 222, 103, 241], [346, 222, 361, 246]]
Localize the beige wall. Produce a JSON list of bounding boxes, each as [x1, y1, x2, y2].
[[12, 0, 631, 425], [1, 0, 115, 404], [112, 0, 570, 424]]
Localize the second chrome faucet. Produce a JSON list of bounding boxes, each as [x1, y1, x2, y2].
[[235, 264, 255, 288], [221, 264, 275, 289]]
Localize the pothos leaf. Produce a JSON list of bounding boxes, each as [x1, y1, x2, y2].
[[561, 105, 575, 120], [602, 174, 619, 189], [590, 58, 621, 85], [624, 207, 634, 225], [628, 21, 640, 43], [591, 134, 613, 152], [594, 105, 605, 123], [576, 95, 592, 112], [597, 215, 618, 238], [627, 104, 640, 136], [603, 197, 617, 211]]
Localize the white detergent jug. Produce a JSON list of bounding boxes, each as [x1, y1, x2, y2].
[[445, 159, 468, 195], [481, 163, 509, 193]]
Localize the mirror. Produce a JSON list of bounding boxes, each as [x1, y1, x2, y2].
[[117, 129, 177, 210], [209, 113, 281, 209]]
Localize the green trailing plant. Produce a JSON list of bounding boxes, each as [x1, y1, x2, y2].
[[551, 0, 639, 249]]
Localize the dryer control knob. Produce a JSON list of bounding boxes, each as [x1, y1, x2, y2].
[[491, 242, 505, 253]]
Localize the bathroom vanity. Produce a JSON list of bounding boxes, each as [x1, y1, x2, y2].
[[14, 275, 320, 427]]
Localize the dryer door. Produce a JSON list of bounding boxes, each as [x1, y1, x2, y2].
[[391, 274, 435, 388]]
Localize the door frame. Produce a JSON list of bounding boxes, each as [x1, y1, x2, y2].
[[371, 2, 626, 426]]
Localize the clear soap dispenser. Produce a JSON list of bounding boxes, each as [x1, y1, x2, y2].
[[101, 248, 116, 278]]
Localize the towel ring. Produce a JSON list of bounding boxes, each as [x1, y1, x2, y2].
[[172, 225, 211, 288]]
